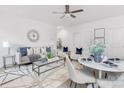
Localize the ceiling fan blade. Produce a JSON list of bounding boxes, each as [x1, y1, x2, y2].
[[70, 14, 76, 18], [60, 15, 65, 19], [65, 5, 69, 12], [71, 9, 83, 13], [52, 12, 64, 14]]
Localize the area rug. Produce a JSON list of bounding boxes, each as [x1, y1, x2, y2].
[[0, 65, 31, 86]]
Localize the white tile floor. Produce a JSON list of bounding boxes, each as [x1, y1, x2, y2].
[[1, 60, 121, 88], [0, 60, 98, 88]]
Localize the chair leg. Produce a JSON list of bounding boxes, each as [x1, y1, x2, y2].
[[70, 80, 73, 88], [93, 71, 96, 78], [74, 83, 77, 88], [105, 73, 108, 79], [98, 85, 100, 88], [18, 65, 21, 69], [92, 83, 94, 88]]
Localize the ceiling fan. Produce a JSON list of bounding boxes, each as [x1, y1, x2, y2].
[[53, 5, 84, 19]]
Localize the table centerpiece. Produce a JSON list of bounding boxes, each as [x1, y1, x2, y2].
[[89, 42, 105, 63]]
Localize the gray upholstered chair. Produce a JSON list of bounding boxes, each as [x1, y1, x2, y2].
[[65, 55, 96, 88]]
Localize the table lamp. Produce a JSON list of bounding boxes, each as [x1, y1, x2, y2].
[[3, 41, 10, 55]]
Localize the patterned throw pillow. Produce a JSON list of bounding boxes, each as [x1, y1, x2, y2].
[[33, 48, 41, 54], [19, 47, 28, 57]]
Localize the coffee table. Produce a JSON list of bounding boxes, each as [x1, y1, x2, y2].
[[32, 57, 64, 76]]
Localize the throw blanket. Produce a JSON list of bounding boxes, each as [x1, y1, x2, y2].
[[28, 54, 41, 62]]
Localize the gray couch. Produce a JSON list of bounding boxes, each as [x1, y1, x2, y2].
[[15, 47, 57, 65]]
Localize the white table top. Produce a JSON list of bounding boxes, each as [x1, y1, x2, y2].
[[79, 60, 124, 72]]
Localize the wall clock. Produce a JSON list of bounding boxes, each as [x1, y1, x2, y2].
[[27, 29, 39, 42]]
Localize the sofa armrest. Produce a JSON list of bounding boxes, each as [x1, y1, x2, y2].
[[15, 52, 21, 64]]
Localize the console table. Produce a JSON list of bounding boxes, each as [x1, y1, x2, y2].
[[32, 57, 64, 76]]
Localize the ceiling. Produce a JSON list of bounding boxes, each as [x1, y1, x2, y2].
[[0, 5, 124, 27]]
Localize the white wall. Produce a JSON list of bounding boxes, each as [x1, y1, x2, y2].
[[0, 17, 57, 68], [66, 15, 124, 58], [57, 27, 73, 51], [2, 14, 124, 68]]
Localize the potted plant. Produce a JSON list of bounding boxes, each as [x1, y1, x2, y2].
[[47, 52, 54, 59], [89, 42, 105, 62]]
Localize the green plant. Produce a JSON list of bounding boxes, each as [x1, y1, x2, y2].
[[47, 52, 54, 59], [89, 42, 105, 55]]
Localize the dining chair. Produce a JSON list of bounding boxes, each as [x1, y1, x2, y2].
[[65, 55, 96, 88], [104, 57, 121, 79]]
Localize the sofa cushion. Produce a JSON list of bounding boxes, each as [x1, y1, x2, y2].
[[28, 54, 41, 62], [21, 56, 30, 62]]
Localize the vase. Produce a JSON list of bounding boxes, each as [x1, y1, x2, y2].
[[94, 53, 102, 63]]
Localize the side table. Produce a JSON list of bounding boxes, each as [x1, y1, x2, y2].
[[3, 55, 15, 69]]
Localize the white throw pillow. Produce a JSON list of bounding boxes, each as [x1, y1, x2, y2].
[[27, 48, 33, 55], [33, 48, 37, 54]]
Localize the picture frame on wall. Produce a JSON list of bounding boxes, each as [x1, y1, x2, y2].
[[94, 28, 105, 44]]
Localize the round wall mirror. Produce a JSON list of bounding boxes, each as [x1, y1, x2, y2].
[[27, 29, 40, 42]]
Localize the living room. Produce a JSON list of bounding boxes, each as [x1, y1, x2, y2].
[[1, 0, 124, 91]]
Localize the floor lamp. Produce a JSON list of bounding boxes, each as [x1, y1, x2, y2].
[[3, 41, 10, 55]]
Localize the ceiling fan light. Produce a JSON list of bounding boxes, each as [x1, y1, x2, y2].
[[65, 14, 70, 18]]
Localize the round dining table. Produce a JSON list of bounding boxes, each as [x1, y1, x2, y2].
[[78, 58, 124, 79]]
